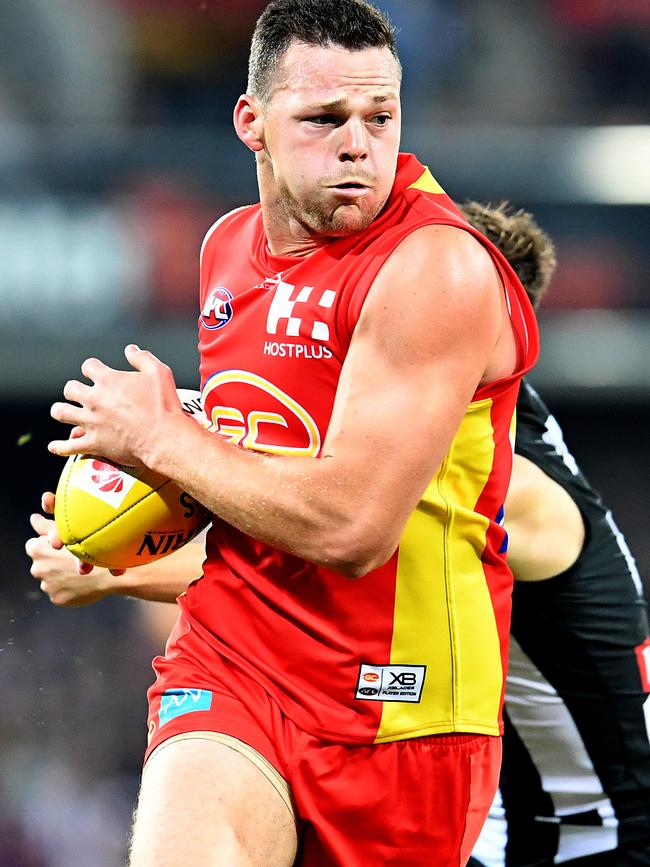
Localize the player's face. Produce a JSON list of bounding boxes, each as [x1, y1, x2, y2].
[[260, 42, 401, 239]]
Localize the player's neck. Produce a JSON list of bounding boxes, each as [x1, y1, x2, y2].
[[261, 211, 328, 258], [257, 164, 331, 258]]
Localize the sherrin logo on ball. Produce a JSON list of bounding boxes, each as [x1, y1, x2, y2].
[[53, 389, 210, 570]]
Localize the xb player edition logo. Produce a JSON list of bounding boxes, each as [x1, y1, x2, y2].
[[201, 286, 234, 330], [355, 663, 426, 703]]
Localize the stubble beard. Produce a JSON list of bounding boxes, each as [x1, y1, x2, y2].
[[278, 185, 379, 239]]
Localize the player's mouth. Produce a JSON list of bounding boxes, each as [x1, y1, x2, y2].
[[328, 181, 371, 198]]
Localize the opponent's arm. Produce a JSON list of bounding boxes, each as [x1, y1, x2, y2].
[[26, 509, 204, 606], [49, 225, 513, 578], [505, 453, 585, 582]]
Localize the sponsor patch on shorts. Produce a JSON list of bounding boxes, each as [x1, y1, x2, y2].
[[355, 664, 426, 702], [159, 688, 213, 727]]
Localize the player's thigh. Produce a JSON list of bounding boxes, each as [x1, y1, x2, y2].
[[129, 737, 298, 867]]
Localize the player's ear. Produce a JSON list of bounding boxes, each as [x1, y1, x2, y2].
[[233, 94, 265, 153]]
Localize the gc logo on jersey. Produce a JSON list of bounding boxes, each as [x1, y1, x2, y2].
[[201, 286, 234, 330], [202, 370, 321, 457]]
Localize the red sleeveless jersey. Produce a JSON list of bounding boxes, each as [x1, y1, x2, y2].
[[185, 153, 539, 744]]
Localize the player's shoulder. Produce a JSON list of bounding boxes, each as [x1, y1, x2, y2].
[[200, 204, 259, 266], [375, 222, 501, 315], [390, 223, 498, 283]]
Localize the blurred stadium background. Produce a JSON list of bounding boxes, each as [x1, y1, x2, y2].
[[0, 0, 648, 863]]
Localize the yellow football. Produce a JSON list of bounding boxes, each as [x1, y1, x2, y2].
[[54, 389, 210, 570]]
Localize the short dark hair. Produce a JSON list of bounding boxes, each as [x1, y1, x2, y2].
[[460, 201, 557, 310], [248, 0, 400, 103]]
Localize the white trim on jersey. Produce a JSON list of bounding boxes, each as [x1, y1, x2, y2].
[[604, 509, 644, 598], [199, 206, 252, 270], [539, 402, 643, 599], [541, 410, 580, 476]]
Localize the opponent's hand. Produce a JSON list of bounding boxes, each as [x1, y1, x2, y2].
[[48, 345, 188, 467]]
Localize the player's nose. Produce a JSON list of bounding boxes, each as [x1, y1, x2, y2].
[[337, 119, 369, 162]]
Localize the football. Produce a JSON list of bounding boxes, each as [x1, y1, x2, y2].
[[54, 388, 211, 570]]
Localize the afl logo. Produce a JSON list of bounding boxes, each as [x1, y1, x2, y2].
[[201, 286, 234, 330]]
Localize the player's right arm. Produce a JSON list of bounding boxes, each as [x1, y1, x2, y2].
[[25, 502, 203, 606], [505, 454, 585, 582], [49, 225, 516, 579]]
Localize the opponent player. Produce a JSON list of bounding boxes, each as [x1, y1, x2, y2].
[[44, 2, 539, 864], [460, 202, 650, 867]]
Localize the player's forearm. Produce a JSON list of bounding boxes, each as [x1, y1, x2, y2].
[[112, 567, 193, 602], [145, 417, 397, 577], [115, 537, 204, 601]]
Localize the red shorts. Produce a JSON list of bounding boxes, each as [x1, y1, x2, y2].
[[146, 611, 501, 866]]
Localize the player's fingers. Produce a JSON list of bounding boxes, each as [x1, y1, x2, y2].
[[29, 513, 54, 536], [42, 491, 56, 513], [70, 426, 86, 440], [63, 379, 92, 405], [50, 401, 86, 427], [109, 568, 126, 576], [125, 344, 170, 379], [80, 356, 111, 382], [25, 536, 53, 573], [39, 580, 67, 605], [25, 536, 40, 558], [125, 344, 152, 371], [77, 559, 94, 575], [48, 434, 90, 457], [47, 527, 64, 549]]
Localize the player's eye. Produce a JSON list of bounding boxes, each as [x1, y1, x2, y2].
[[372, 114, 391, 126], [308, 114, 338, 126]]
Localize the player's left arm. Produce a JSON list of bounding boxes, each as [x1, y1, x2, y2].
[[49, 225, 513, 578], [26, 506, 204, 606], [505, 454, 585, 582]]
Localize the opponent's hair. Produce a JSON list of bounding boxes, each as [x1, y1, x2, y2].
[[460, 200, 557, 310], [248, 0, 400, 103]]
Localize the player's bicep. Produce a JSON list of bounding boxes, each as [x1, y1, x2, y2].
[[322, 227, 504, 542]]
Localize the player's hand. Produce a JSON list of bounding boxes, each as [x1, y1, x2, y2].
[[48, 345, 189, 467], [26, 503, 125, 607], [38, 490, 95, 574], [39, 491, 127, 577]]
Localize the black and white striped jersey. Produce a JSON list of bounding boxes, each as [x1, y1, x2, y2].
[[471, 381, 650, 867]]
